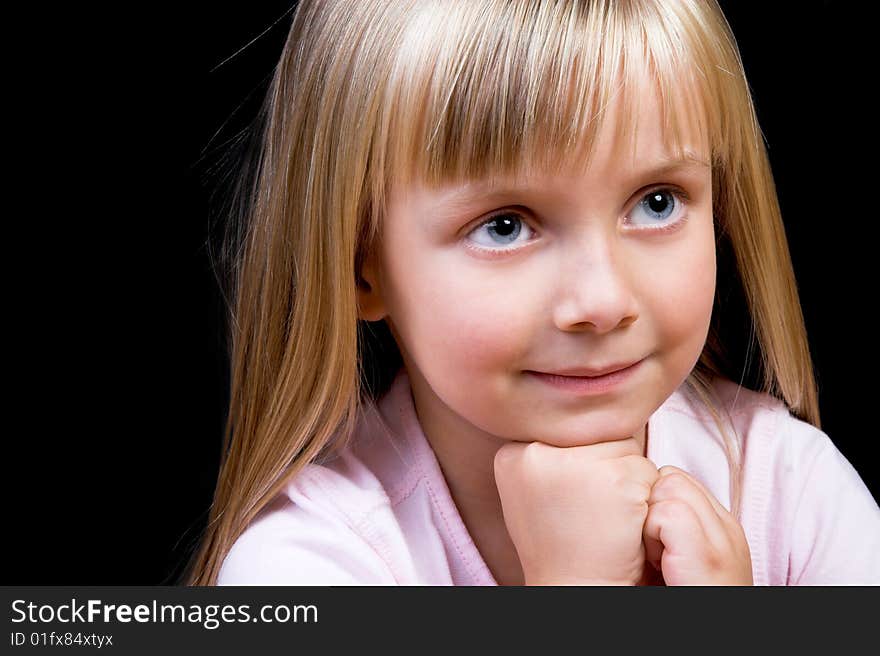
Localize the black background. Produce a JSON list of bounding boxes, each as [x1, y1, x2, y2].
[[7, 2, 876, 584]]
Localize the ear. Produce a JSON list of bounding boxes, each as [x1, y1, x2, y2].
[[356, 250, 388, 322]]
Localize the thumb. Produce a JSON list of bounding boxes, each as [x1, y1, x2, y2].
[[643, 512, 664, 571]]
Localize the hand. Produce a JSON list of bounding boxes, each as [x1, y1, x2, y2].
[[494, 437, 660, 586], [642, 465, 753, 585]]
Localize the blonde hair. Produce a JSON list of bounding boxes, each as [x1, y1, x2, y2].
[[182, 0, 820, 586]]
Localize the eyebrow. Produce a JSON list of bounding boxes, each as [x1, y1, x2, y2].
[[437, 153, 710, 211]]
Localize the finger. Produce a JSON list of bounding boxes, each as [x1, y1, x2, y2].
[[561, 436, 644, 460], [643, 498, 706, 562], [493, 441, 527, 477], [657, 465, 738, 529], [585, 436, 644, 459], [650, 470, 729, 551], [658, 466, 729, 514], [618, 453, 662, 489]]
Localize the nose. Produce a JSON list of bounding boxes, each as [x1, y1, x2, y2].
[[552, 234, 639, 333]]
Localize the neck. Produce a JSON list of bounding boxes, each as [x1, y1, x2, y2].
[[429, 423, 525, 585], [406, 368, 648, 586]]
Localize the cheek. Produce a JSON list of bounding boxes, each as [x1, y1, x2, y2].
[[385, 248, 529, 371], [649, 224, 716, 352]]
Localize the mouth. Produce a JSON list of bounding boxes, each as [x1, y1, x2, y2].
[[532, 360, 642, 378], [524, 359, 644, 395]]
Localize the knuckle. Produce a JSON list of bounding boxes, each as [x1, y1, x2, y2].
[[657, 472, 690, 495], [610, 456, 658, 502], [644, 462, 662, 486], [519, 441, 549, 477], [618, 481, 651, 510], [659, 465, 683, 477], [629, 478, 654, 503], [656, 498, 690, 521], [494, 442, 524, 475], [621, 454, 660, 482], [704, 547, 724, 572], [521, 439, 544, 459]]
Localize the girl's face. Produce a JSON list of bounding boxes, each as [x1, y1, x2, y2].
[[360, 86, 715, 447]]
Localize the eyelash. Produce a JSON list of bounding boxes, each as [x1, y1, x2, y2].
[[462, 185, 692, 257]]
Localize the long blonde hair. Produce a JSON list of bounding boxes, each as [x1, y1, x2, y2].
[[182, 0, 820, 586]]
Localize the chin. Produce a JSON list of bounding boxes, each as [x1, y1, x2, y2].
[[536, 434, 635, 449], [523, 415, 646, 448]]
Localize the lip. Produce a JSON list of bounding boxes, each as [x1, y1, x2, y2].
[[538, 361, 641, 377], [525, 359, 644, 395]]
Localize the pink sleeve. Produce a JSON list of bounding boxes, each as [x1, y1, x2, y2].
[[788, 432, 880, 585], [216, 489, 398, 586]]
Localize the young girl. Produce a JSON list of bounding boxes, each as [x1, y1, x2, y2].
[[184, 0, 880, 586]]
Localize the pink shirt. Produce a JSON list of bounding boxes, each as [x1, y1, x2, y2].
[[217, 367, 880, 585]]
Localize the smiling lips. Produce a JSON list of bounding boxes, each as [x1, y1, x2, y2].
[[526, 359, 644, 395], [531, 360, 643, 378]]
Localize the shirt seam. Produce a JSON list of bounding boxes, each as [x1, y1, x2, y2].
[[744, 405, 779, 586], [299, 467, 402, 584], [412, 448, 488, 585], [394, 387, 494, 585]]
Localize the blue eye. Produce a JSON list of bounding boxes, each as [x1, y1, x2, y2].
[[627, 188, 689, 228], [465, 213, 535, 251], [463, 186, 691, 256]]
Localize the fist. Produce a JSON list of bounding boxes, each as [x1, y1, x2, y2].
[[494, 437, 660, 586], [643, 466, 753, 585]]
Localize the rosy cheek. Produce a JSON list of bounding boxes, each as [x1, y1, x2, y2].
[[651, 230, 716, 349], [425, 286, 524, 368]]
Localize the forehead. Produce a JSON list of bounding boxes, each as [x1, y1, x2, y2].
[[583, 77, 707, 176], [393, 79, 709, 205], [374, 0, 733, 226]]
